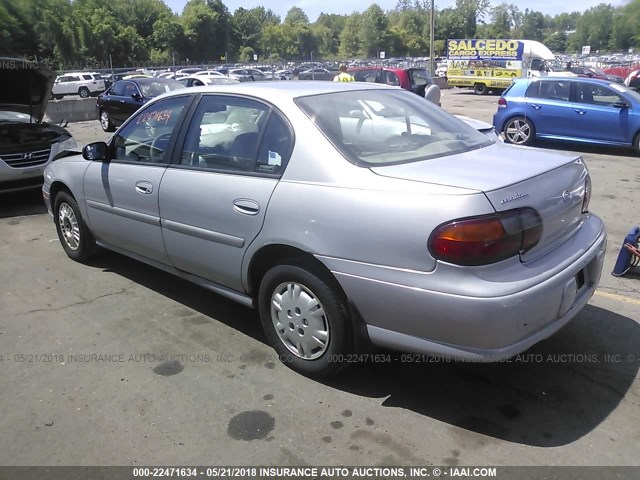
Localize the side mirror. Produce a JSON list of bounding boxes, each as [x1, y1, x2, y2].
[[83, 142, 109, 161], [132, 93, 143, 102], [613, 101, 629, 109]]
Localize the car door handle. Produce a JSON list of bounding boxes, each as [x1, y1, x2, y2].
[[574, 109, 586, 115], [233, 199, 260, 215], [135, 181, 153, 195], [530, 104, 542, 110]]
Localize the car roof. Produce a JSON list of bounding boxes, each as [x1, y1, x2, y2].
[[120, 77, 179, 85], [170, 80, 397, 100], [515, 76, 613, 86]]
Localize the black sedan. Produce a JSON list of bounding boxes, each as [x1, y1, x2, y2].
[[97, 78, 183, 132]]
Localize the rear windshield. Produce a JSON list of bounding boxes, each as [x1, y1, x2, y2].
[[296, 89, 491, 166]]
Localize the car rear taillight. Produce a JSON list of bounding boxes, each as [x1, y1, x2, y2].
[[497, 97, 507, 108], [429, 208, 542, 266], [582, 174, 591, 213]]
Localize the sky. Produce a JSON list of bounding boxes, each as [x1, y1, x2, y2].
[[165, 0, 628, 22]]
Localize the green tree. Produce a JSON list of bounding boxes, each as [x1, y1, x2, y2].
[[339, 13, 362, 58], [570, 4, 615, 52], [284, 6, 309, 25], [180, 0, 230, 62], [520, 10, 547, 42], [543, 31, 567, 53], [239, 46, 255, 63], [455, 0, 491, 37], [360, 4, 388, 58]]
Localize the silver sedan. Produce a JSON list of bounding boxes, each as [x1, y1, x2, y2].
[[43, 82, 606, 377]]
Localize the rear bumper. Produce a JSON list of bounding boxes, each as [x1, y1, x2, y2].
[[319, 215, 606, 361]]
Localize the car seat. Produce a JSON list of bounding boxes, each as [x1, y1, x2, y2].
[[424, 84, 441, 106]]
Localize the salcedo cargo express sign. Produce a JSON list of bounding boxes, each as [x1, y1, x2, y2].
[[447, 39, 524, 60]]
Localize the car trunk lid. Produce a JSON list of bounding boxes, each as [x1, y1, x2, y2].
[[370, 143, 588, 262]]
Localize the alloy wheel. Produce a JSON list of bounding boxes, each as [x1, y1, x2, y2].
[[505, 119, 531, 144]]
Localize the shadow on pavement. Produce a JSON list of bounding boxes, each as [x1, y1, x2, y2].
[[0, 188, 47, 218], [531, 139, 636, 157], [86, 251, 639, 447], [324, 304, 640, 447], [86, 250, 266, 344]]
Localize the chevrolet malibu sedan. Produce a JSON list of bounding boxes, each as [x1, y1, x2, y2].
[[493, 77, 640, 151], [43, 82, 606, 377]]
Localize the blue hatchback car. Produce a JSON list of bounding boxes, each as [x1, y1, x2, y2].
[[493, 77, 640, 152]]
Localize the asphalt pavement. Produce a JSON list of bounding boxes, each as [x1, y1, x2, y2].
[[0, 89, 638, 467]]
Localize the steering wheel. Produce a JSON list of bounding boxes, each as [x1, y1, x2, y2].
[[150, 132, 172, 162]]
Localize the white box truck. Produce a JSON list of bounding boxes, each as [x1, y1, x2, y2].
[[445, 39, 574, 95]]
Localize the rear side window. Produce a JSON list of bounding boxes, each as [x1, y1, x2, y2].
[[527, 80, 570, 102], [256, 114, 293, 175], [525, 81, 541, 98], [354, 69, 380, 83], [82, 75, 92, 80], [384, 71, 400, 86], [409, 69, 432, 86]]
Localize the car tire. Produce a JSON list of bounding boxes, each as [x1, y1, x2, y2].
[[99, 109, 116, 132], [54, 191, 97, 262], [474, 83, 488, 95], [503, 116, 535, 146], [78, 87, 90, 98], [258, 261, 351, 377], [633, 132, 640, 156], [54, 95, 64, 100]]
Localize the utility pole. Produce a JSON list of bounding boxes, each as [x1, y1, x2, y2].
[[429, 0, 435, 75]]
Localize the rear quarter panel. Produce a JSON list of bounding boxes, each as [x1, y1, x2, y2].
[[242, 98, 496, 289]]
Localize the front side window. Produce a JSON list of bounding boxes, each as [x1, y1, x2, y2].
[[111, 96, 190, 164], [110, 82, 126, 96], [576, 82, 622, 107], [123, 82, 139, 98], [297, 89, 491, 166], [180, 95, 288, 175], [530, 58, 545, 72]]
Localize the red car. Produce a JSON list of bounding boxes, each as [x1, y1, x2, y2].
[[568, 65, 624, 83], [348, 66, 440, 104]]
